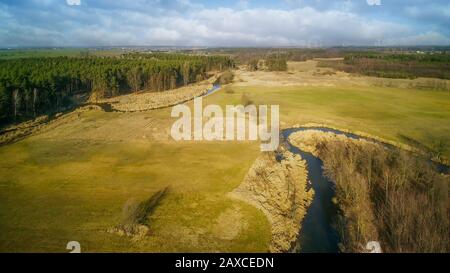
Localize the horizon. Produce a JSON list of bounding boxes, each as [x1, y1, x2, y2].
[[2, 45, 450, 50]]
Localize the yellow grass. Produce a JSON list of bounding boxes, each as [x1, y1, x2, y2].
[[1, 60, 449, 252]]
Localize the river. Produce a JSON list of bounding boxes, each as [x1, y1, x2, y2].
[[281, 127, 449, 253]]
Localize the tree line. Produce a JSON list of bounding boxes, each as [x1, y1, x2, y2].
[[243, 55, 288, 72], [320, 52, 450, 79], [0, 53, 233, 125]]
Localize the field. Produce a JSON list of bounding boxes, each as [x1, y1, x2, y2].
[[226, 85, 450, 158], [0, 107, 269, 252], [0, 60, 449, 252], [228, 62, 450, 159]]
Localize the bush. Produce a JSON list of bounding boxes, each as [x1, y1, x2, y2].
[[217, 70, 234, 85], [225, 88, 234, 94], [241, 93, 254, 106], [121, 187, 170, 228]]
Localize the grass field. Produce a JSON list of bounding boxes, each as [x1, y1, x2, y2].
[[213, 85, 450, 159], [0, 62, 449, 252], [0, 123, 269, 252]]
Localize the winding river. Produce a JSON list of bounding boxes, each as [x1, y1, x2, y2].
[[281, 127, 450, 253], [203, 84, 221, 97], [89, 84, 448, 253]]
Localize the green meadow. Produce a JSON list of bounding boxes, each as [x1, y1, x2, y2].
[[213, 85, 450, 158], [0, 135, 269, 252]]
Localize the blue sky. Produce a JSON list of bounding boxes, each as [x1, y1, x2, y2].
[[0, 0, 449, 47]]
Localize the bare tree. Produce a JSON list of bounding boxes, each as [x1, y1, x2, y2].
[[12, 89, 20, 119], [33, 88, 38, 118]]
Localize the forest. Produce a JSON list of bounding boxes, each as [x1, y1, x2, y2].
[[208, 48, 450, 78], [319, 52, 450, 79], [208, 48, 346, 65], [0, 53, 233, 125]]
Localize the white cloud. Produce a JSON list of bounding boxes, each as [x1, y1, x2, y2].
[[0, 2, 449, 47], [66, 0, 81, 6], [366, 0, 382, 6]]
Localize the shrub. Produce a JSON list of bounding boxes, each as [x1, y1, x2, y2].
[[316, 140, 449, 253], [118, 187, 170, 235], [225, 88, 235, 94], [217, 70, 234, 85], [241, 93, 254, 106]]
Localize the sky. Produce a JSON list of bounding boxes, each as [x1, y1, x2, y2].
[[0, 0, 449, 47]]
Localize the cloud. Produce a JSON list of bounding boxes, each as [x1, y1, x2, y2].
[[366, 0, 381, 6], [66, 0, 81, 6], [0, 0, 448, 47]]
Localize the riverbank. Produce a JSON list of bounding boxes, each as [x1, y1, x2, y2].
[[0, 77, 221, 146], [289, 129, 449, 253], [230, 148, 313, 253], [288, 123, 450, 170], [92, 78, 218, 112]]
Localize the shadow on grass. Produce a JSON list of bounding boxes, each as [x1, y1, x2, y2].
[[122, 187, 170, 226], [109, 187, 170, 238]]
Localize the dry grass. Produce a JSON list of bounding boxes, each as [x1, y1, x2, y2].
[[235, 60, 450, 91], [93, 77, 218, 112], [291, 130, 449, 253], [0, 106, 271, 252], [1, 58, 449, 253], [231, 149, 314, 252]]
